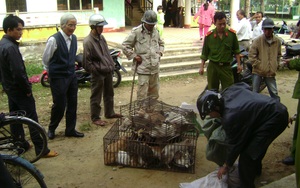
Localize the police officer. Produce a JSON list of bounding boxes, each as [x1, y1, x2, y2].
[[122, 10, 165, 100], [199, 12, 242, 92]]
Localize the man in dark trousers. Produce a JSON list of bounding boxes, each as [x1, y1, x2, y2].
[[42, 13, 84, 139], [197, 82, 289, 188], [0, 15, 57, 157], [82, 14, 122, 126]]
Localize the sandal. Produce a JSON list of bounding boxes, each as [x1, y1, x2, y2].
[[93, 119, 107, 126], [43, 150, 58, 158]]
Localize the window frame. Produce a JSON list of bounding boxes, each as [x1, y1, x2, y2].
[[57, 0, 103, 11]]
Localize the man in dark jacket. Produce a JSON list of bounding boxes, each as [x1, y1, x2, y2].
[[82, 14, 122, 126], [197, 82, 288, 188], [42, 13, 84, 139], [0, 15, 57, 157]]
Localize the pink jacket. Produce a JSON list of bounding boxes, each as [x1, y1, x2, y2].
[[193, 3, 215, 26]]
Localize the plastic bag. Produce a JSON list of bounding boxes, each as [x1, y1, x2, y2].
[[179, 164, 240, 188]]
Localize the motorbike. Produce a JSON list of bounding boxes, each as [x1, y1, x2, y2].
[[282, 40, 300, 59], [41, 49, 127, 88], [231, 46, 267, 92], [274, 20, 290, 35]]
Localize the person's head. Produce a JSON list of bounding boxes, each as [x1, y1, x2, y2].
[[214, 12, 227, 33], [197, 90, 223, 120], [255, 11, 263, 24], [204, 0, 212, 10], [141, 10, 157, 31], [236, 9, 246, 21], [60, 13, 77, 36], [157, 5, 163, 13], [2, 14, 24, 40], [262, 18, 274, 39], [89, 14, 108, 35]]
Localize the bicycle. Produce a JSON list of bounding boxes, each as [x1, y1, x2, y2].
[[0, 111, 48, 163], [1, 154, 47, 188]]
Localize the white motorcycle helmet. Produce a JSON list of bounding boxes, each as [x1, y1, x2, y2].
[[89, 14, 108, 27]]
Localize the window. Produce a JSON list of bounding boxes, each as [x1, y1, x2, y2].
[[57, 0, 103, 10], [70, 0, 80, 10], [6, 0, 27, 12], [93, 0, 103, 10], [58, 0, 67, 10]]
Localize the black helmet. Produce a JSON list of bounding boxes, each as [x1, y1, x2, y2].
[[89, 14, 108, 26], [196, 90, 223, 120], [141, 10, 157, 25], [262, 18, 274, 29]]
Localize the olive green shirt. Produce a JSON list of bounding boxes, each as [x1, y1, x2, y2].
[[288, 59, 300, 99], [200, 28, 240, 63]]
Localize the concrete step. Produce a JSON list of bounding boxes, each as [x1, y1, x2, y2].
[[119, 60, 200, 77], [162, 46, 201, 56], [108, 41, 202, 50], [121, 53, 201, 68], [120, 68, 200, 82]]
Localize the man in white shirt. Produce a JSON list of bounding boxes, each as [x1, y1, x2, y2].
[[235, 9, 252, 51], [251, 11, 264, 40]]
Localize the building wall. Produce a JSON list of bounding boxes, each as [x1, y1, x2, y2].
[[0, 0, 125, 42]]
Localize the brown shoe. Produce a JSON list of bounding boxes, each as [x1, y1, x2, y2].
[[93, 119, 107, 126], [106, 113, 123, 119]]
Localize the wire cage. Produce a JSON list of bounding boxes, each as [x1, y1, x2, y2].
[[103, 98, 199, 173]]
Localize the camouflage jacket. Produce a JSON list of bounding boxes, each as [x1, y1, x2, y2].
[[122, 24, 164, 74]]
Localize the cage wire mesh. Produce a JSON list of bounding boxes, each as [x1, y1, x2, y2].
[[103, 97, 199, 173]]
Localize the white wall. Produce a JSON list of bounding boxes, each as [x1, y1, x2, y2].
[[27, 0, 57, 12], [0, 0, 6, 13]]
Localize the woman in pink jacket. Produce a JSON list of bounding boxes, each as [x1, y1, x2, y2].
[[193, 0, 215, 40]]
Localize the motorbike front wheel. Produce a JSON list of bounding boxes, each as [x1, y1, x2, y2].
[[40, 74, 50, 87], [113, 70, 121, 88]]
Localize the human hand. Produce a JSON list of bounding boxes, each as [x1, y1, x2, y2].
[[281, 58, 292, 68], [237, 64, 243, 73], [134, 55, 142, 66], [217, 166, 228, 180], [199, 66, 204, 75], [289, 114, 297, 125]]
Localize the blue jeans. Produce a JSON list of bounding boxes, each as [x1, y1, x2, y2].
[[252, 74, 280, 101]]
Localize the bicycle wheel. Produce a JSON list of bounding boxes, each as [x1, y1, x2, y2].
[[2, 155, 47, 188], [0, 115, 48, 163]]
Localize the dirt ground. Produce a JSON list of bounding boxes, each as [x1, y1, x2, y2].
[[32, 70, 297, 188]]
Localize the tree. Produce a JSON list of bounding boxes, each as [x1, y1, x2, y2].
[[244, 0, 251, 17], [260, 0, 265, 12]]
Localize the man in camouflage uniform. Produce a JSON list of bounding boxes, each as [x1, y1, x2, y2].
[[122, 10, 164, 100], [199, 12, 242, 91]]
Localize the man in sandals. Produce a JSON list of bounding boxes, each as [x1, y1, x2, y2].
[[82, 14, 122, 126]]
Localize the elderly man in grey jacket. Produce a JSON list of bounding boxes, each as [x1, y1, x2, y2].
[[122, 10, 164, 101]]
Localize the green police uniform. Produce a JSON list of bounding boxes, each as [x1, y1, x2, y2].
[[287, 59, 300, 187], [200, 28, 240, 91]]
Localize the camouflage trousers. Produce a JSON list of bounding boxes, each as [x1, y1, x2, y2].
[[136, 73, 159, 100]]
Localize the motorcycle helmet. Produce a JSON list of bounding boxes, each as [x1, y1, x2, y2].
[[196, 90, 223, 120], [262, 18, 275, 29], [141, 10, 157, 25], [89, 14, 108, 27]]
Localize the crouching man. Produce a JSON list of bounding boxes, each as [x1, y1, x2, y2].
[[197, 82, 288, 188]]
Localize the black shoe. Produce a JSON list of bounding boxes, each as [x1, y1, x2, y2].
[[48, 130, 55, 140], [65, 130, 84, 138], [282, 156, 295, 165]]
